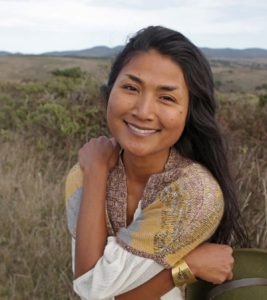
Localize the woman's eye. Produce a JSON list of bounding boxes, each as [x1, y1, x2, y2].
[[122, 85, 138, 92], [160, 95, 176, 103]]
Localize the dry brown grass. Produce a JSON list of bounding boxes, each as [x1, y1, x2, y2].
[[0, 56, 110, 82], [217, 94, 267, 248], [211, 58, 267, 93], [233, 147, 267, 248], [0, 135, 79, 300]]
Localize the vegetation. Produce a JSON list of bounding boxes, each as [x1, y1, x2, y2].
[[51, 67, 84, 78], [259, 94, 267, 107], [255, 83, 267, 90], [0, 56, 266, 299]]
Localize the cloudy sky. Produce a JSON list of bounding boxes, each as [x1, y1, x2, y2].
[[1, 0, 267, 54]]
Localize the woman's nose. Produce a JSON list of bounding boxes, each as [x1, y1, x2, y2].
[[132, 93, 155, 121]]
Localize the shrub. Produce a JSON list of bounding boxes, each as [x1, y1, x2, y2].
[[46, 77, 78, 98], [258, 94, 267, 107], [255, 83, 267, 90], [51, 67, 84, 78], [27, 102, 80, 136], [0, 94, 28, 130], [20, 82, 46, 95]]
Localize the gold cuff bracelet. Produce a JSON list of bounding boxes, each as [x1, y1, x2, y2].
[[171, 259, 197, 287]]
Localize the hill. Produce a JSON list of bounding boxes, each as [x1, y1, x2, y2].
[[201, 47, 267, 59], [0, 51, 12, 56], [1, 46, 267, 59], [41, 46, 123, 58]]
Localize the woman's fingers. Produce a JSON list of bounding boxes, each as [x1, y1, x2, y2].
[[78, 136, 120, 172], [185, 243, 234, 284]]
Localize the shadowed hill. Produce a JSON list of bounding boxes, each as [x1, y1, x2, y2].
[[41, 46, 123, 58], [1, 46, 267, 59], [201, 47, 267, 59]]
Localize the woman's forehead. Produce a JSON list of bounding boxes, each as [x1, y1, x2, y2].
[[117, 50, 186, 88]]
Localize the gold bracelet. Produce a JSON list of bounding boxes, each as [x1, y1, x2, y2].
[[171, 260, 197, 287]]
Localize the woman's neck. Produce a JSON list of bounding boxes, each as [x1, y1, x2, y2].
[[122, 148, 171, 184]]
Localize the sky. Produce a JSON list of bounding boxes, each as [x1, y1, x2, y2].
[[0, 0, 267, 54]]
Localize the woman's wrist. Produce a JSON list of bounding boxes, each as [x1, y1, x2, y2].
[[171, 260, 197, 287], [83, 164, 109, 180], [184, 257, 198, 278], [82, 166, 109, 204]]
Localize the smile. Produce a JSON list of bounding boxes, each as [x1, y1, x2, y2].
[[125, 122, 159, 136]]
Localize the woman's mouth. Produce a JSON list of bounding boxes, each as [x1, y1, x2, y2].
[[125, 121, 160, 136]]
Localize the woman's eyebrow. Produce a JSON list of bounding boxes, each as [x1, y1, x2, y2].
[[158, 85, 178, 91], [125, 74, 178, 91], [125, 74, 143, 84]]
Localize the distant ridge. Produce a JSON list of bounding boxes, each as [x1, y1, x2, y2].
[[41, 46, 123, 58], [0, 51, 13, 56], [201, 47, 267, 59], [1, 46, 267, 59]]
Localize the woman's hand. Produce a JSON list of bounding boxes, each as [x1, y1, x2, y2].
[[79, 136, 120, 174], [184, 243, 234, 284]]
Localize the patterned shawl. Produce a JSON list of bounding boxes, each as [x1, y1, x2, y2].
[[65, 148, 224, 268]]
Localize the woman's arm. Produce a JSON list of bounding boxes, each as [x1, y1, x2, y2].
[[116, 269, 173, 300], [116, 243, 234, 300], [72, 236, 169, 300], [74, 137, 120, 278], [74, 166, 109, 277], [72, 235, 233, 300]]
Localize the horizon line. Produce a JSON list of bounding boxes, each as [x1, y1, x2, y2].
[[1, 45, 267, 56]]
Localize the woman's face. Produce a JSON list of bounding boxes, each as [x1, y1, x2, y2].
[[107, 49, 189, 158]]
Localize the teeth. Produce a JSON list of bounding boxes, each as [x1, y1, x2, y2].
[[127, 123, 157, 134]]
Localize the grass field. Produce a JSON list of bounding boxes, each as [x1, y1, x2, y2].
[[0, 55, 266, 299], [0, 56, 110, 82], [0, 136, 78, 299]]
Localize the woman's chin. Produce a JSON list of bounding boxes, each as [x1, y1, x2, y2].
[[122, 143, 169, 160]]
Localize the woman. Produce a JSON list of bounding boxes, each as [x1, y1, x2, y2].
[[65, 26, 247, 299]]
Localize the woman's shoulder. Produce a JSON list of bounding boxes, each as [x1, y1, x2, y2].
[[65, 163, 83, 205], [65, 163, 84, 238], [170, 149, 221, 187], [177, 157, 221, 189], [162, 159, 224, 208]]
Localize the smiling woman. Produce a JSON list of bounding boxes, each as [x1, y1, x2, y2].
[[65, 26, 247, 300], [107, 49, 189, 159]]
